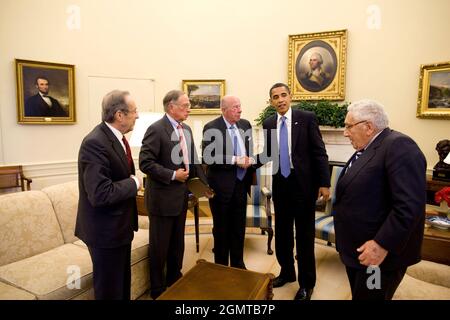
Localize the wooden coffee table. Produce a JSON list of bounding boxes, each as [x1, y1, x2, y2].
[[157, 259, 274, 300]]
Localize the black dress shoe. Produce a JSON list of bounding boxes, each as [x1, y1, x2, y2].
[[294, 288, 313, 300], [272, 275, 296, 288]]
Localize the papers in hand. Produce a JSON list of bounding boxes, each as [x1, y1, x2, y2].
[[187, 178, 210, 199]]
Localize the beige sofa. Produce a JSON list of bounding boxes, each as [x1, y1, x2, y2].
[[0, 181, 149, 300]]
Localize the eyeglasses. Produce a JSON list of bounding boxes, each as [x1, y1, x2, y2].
[[344, 120, 367, 130], [172, 102, 191, 109]]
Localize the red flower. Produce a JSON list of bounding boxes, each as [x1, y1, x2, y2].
[[435, 187, 450, 206]]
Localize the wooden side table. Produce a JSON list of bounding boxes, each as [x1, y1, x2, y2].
[[136, 192, 200, 253], [422, 225, 450, 265], [158, 259, 274, 300]]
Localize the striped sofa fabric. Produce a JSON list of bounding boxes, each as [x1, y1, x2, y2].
[[314, 164, 345, 245]]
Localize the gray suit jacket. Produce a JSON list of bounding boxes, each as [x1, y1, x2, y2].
[[139, 115, 208, 216]]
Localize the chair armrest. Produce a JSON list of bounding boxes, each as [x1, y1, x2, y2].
[[261, 187, 272, 197], [20, 174, 32, 190]]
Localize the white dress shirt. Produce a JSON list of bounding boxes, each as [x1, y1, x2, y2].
[[39, 92, 52, 107], [222, 116, 246, 164]]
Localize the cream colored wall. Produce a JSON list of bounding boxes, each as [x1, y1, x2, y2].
[[0, 0, 449, 178]]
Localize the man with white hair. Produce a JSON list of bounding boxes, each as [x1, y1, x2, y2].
[[333, 99, 426, 300]]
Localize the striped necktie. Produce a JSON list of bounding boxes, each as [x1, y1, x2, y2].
[[345, 150, 363, 174]]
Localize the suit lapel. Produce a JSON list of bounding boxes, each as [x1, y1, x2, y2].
[[291, 109, 302, 151], [219, 117, 234, 156], [100, 122, 129, 173], [337, 128, 391, 197], [162, 115, 179, 149], [236, 120, 250, 156]]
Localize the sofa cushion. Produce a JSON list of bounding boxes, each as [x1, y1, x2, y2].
[[405, 260, 450, 288], [0, 282, 36, 300], [394, 273, 450, 300], [73, 228, 149, 264], [0, 191, 65, 266], [42, 181, 79, 243], [315, 214, 335, 243], [0, 244, 92, 300]]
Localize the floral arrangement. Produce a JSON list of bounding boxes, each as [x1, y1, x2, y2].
[[435, 187, 450, 206]]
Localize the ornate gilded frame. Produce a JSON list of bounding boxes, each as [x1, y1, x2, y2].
[[417, 61, 450, 119], [182, 79, 225, 115], [288, 29, 347, 100], [16, 59, 76, 124]]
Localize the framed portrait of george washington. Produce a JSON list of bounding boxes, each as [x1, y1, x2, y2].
[[182, 79, 225, 115], [288, 29, 347, 100], [16, 59, 76, 124], [417, 61, 450, 119]]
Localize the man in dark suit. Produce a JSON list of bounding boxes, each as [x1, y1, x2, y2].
[[334, 99, 426, 300], [202, 95, 254, 269], [139, 90, 212, 300], [75, 90, 142, 300], [24, 76, 68, 117], [257, 83, 330, 300]]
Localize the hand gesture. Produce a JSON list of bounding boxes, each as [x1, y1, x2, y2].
[[175, 168, 189, 182]]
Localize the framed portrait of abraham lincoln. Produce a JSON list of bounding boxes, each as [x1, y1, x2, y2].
[[16, 59, 76, 124], [288, 29, 348, 100]]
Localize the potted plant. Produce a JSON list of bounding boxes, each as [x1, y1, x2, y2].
[[255, 100, 348, 128]]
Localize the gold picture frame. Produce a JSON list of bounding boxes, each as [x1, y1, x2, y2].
[[417, 61, 450, 119], [182, 79, 225, 115], [16, 59, 76, 124], [288, 29, 347, 100]]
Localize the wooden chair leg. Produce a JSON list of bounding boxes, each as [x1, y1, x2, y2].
[[260, 227, 274, 255]]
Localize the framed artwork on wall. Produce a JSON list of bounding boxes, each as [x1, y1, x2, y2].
[[16, 59, 76, 124], [182, 79, 225, 115], [417, 61, 450, 119], [288, 29, 347, 100]]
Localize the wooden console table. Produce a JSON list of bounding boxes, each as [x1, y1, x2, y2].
[[136, 192, 200, 253], [422, 225, 450, 265], [157, 259, 274, 300]]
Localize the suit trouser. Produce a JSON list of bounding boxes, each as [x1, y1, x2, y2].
[[272, 172, 316, 289], [209, 178, 247, 268], [87, 244, 131, 300], [149, 201, 187, 299], [345, 266, 407, 300]]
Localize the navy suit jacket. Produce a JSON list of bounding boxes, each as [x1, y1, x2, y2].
[[24, 94, 68, 117], [75, 122, 138, 248], [202, 116, 255, 200], [333, 128, 426, 270]]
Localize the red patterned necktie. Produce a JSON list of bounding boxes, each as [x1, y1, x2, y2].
[[122, 135, 134, 173], [177, 124, 190, 172]]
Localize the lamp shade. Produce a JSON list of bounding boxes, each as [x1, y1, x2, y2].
[[129, 112, 165, 147]]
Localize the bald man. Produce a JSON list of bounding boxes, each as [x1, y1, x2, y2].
[[202, 96, 254, 269]]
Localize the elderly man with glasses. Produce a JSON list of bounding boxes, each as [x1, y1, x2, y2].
[[334, 99, 426, 300]]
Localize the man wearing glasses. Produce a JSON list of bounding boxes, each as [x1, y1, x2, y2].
[[334, 99, 426, 300], [139, 90, 212, 299]]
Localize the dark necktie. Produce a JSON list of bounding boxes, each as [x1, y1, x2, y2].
[[230, 125, 246, 181], [345, 150, 363, 174], [122, 135, 134, 173], [279, 116, 291, 178]]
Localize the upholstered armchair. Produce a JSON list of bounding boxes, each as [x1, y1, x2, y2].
[[314, 163, 345, 245], [246, 166, 274, 255]]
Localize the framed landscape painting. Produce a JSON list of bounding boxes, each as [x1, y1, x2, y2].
[[417, 61, 450, 119], [182, 79, 225, 115]]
